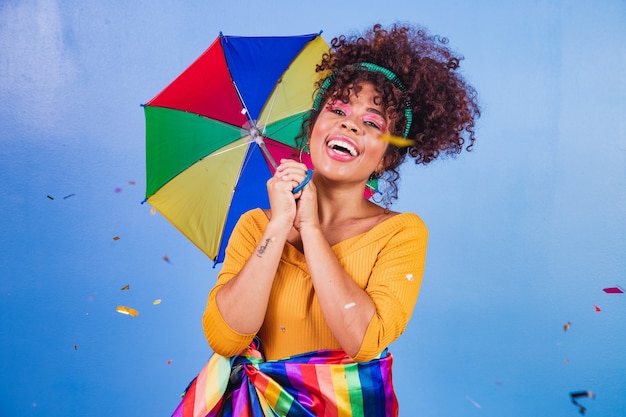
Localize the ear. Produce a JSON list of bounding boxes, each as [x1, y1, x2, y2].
[[377, 153, 391, 173]]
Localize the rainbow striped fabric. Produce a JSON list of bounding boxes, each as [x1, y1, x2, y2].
[[171, 340, 398, 417]]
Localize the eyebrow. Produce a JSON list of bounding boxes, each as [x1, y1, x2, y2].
[[366, 107, 385, 117]]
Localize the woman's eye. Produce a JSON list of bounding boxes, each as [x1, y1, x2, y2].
[[365, 120, 381, 130]]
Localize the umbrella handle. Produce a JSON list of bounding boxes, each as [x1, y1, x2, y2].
[[292, 170, 313, 194]]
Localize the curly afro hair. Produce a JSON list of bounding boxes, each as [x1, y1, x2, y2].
[[303, 23, 480, 204]]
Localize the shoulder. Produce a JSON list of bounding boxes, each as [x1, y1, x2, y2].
[[231, 208, 269, 240], [378, 212, 428, 236]]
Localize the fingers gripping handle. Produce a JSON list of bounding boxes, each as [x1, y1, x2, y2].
[[292, 170, 313, 194]]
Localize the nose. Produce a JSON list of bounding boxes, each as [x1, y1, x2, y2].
[[341, 118, 360, 134]]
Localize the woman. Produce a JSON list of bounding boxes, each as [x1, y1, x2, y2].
[[174, 23, 479, 417]]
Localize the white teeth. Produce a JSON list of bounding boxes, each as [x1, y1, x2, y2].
[[327, 139, 358, 157]]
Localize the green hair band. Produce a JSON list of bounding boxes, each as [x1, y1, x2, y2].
[[312, 62, 413, 138]]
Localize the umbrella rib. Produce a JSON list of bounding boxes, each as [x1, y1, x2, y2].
[[260, 82, 279, 136], [202, 140, 251, 161]]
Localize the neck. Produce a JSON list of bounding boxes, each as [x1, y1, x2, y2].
[[313, 178, 377, 225]]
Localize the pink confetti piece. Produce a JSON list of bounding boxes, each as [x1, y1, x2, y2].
[[593, 304, 601, 312], [603, 286, 623, 294], [163, 254, 170, 263], [115, 187, 122, 193], [167, 359, 172, 365]]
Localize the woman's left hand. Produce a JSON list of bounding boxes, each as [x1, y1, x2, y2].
[[293, 173, 319, 233]]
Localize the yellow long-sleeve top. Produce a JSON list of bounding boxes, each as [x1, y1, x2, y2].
[[203, 208, 428, 362]]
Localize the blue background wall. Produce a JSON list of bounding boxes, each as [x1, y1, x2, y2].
[[1, 1, 624, 416]]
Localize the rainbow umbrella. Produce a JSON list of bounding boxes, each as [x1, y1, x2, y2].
[[143, 32, 326, 264]]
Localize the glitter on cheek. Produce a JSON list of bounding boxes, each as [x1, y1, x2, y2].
[[344, 302, 356, 309]]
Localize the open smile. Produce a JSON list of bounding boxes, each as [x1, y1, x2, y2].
[[326, 137, 360, 158]]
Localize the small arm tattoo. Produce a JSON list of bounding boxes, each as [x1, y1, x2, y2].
[[257, 238, 271, 257]]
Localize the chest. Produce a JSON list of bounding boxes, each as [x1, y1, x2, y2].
[[287, 217, 385, 252]]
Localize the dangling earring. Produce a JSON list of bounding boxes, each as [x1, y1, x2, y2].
[[299, 141, 309, 163], [368, 171, 385, 204]]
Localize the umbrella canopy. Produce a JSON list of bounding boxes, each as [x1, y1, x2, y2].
[[144, 32, 327, 264]]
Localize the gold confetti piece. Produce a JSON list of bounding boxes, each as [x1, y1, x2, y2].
[[112, 236, 120, 241], [344, 302, 356, 309], [116, 305, 139, 316], [150, 207, 156, 215], [120, 284, 130, 291], [563, 321, 571, 332], [379, 134, 415, 147], [406, 273, 414, 281], [153, 299, 162, 305], [163, 254, 170, 263]]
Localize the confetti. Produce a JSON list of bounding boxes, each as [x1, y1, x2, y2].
[[167, 359, 172, 365], [163, 254, 170, 263], [563, 321, 571, 332], [112, 236, 120, 241], [279, 325, 286, 333], [344, 302, 356, 309], [466, 396, 482, 409], [570, 390, 594, 415], [116, 305, 139, 316], [151, 207, 156, 215], [115, 187, 122, 193], [74, 344, 78, 351], [63, 193, 75, 199], [406, 273, 414, 281], [120, 284, 130, 291], [603, 286, 623, 294], [47, 195, 54, 200], [129, 181, 136, 185], [379, 134, 415, 147], [564, 359, 570, 365], [593, 304, 601, 312], [153, 299, 162, 305]]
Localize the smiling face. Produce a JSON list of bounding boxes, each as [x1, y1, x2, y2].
[[308, 82, 391, 188]]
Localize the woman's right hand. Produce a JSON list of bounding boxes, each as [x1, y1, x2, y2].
[[266, 159, 309, 228]]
